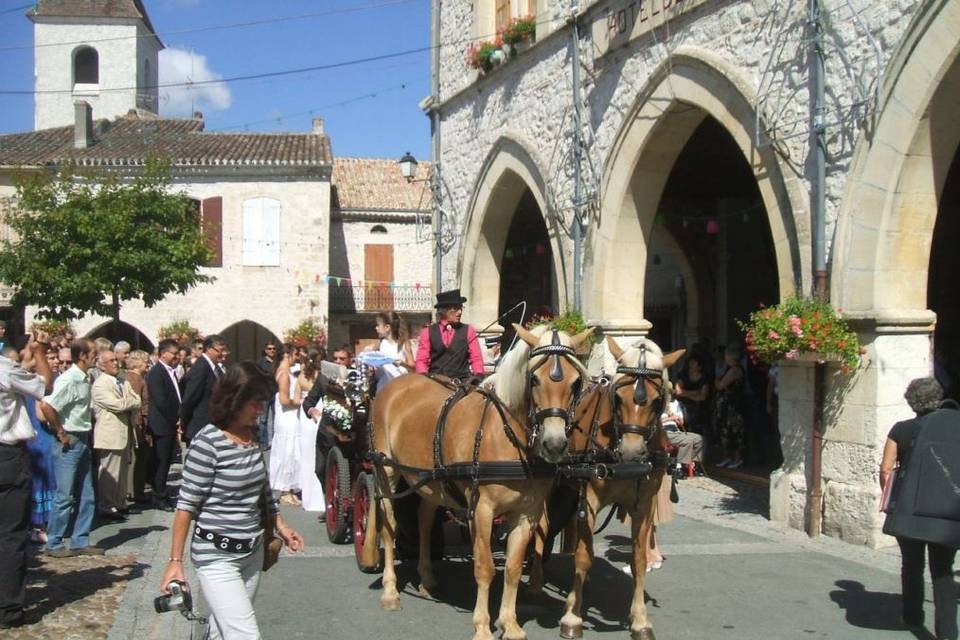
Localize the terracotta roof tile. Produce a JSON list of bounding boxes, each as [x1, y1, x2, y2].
[[332, 157, 432, 213], [28, 0, 160, 43], [0, 112, 332, 169]]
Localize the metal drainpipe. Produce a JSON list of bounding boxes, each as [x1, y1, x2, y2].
[[808, 0, 827, 538], [570, 13, 583, 312], [431, 0, 443, 292]]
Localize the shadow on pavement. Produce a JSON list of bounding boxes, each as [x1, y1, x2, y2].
[[96, 525, 166, 550], [828, 579, 934, 638]]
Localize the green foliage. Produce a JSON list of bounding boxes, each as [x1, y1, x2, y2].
[[739, 297, 865, 373], [30, 319, 74, 339], [501, 15, 536, 45], [527, 309, 595, 351], [467, 40, 500, 72], [0, 158, 213, 321], [284, 318, 327, 350], [158, 319, 203, 344]]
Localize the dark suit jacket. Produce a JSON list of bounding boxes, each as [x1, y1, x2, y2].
[[180, 357, 219, 442], [146, 364, 180, 437], [301, 374, 329, 415]]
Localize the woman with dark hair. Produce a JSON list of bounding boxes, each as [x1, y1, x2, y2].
[[270, 344, 302, 505], [160, 362, 304, 640], [674, 354, 711, 438], [713, 344, 746, 469], [880, 377, 957, 639]]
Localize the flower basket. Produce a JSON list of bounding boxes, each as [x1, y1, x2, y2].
[[284, 318, 327, 351], [739, 297, 864, 374], [322, 398, 352, 432], [158, 320, 202, 344], [526, 310, 595, 355]]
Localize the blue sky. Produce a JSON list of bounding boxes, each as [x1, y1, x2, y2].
[[0, 0, 432, 159]]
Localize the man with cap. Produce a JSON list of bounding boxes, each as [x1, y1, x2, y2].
[[415, 289, 485, 379]]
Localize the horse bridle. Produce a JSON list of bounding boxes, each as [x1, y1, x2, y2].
[[608, 344, 666, 456], [525, 330, 583, 451]]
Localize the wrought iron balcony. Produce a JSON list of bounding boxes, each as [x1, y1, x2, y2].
[[329, 284, 434, 313]]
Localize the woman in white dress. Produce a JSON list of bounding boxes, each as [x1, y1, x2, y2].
[[296, 352, 326, 514], [369, 312, 414, 393], [270, 345, 301, 505]]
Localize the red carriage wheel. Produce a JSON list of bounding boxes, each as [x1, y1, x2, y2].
[[353, 472, 383, 573], [324, 446, 351, 543]]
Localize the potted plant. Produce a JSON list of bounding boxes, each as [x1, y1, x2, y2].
[[467, 40, 500, 73], [158, 319, 203, 345], [503, 15, 536, 55], [284, 318, 328, 352], [30, 319, 74, 341], [739, 297, 865, 374], [526, 309, 595, 355]]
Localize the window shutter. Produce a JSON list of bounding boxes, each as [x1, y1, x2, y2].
[[242, 197, 281, 266], [261, 198, 281, 266], [201, 196, 223, 267], [242, 199, 262, 265]]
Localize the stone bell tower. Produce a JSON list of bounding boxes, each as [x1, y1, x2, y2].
[[29, 0, 164, 130]]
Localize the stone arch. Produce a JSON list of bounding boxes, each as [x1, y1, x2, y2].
[[218, 320, 281, 364], [587, 47, 805, 329], [831, 0, 960, 316], [85, 320, 154, 352], [458, 134, 568, 324]]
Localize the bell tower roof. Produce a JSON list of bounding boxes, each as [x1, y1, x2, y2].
[[28, 0, 162, 48]]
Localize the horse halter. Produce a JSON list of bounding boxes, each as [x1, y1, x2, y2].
[[609, 344, 665, 454], [525, 330, 582, 449]]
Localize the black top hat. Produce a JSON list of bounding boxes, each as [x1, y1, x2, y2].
[[435, 288, 468, 309]]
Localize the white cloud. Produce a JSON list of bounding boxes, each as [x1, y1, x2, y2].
[[158, 47, 232, 116]]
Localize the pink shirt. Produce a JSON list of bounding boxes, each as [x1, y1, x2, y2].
[[414, 322, 485, 376]]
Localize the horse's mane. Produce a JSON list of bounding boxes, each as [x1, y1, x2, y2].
[[606, 337, 673, 401], [482, 325, 590, 415]]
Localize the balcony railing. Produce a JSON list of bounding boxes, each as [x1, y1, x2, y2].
[[329, 284, 434, 313]]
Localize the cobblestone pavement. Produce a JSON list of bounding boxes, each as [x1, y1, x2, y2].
[[6, 550, 141, 640]]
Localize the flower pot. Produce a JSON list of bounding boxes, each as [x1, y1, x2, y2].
[[490, 49, 506, 66], [501, 43, 515, 59]]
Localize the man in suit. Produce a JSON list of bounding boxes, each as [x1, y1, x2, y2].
[[146, 339, 181, 511], [91, 349, 140, 520], [179, 334, 227, 444]]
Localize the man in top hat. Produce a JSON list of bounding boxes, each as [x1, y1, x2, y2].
[[415, 289, 485, 379]]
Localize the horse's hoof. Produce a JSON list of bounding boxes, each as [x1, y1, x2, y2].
[[380, 596, 401, 611], [559, 622, 583, 639], [631, 628, 655, 640], [418, 584, 434, 598]]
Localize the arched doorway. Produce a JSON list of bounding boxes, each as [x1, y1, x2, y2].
[[218, 320, 281, 366], [498, 189, 555, 328], [928, 134, 960, 399], [645, 116, 780, 351], [86, 320, 154, 352]]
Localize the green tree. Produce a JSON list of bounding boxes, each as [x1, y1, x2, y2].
[[0, 158, 213, 322]]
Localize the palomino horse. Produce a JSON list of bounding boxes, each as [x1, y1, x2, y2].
[[531, 336, 684, 640], [368, 324, 593, 640]]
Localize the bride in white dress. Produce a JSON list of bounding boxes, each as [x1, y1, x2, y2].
[[270, 347, 301, 505], [296, 353, 326, 514]]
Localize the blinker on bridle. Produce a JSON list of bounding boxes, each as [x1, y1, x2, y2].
[[611, 344, 665, 445], [526, 330, 581, 443]]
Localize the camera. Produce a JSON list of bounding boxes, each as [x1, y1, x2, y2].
[[154, 581, 193, 614]]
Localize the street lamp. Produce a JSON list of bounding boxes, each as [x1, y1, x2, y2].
[[398, 152, 418, 182]]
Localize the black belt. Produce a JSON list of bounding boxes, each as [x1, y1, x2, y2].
[[194, 526, 261, 553]]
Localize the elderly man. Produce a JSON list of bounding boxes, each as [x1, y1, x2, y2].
[[41, 338, 103, 557], [56, 347, 72, 374], [180, 334, 227, 444], [113, 340, 131, 381], [92, 350, 141, 520], [0, 333, 53, 629]]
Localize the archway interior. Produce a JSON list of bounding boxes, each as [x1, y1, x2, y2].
[[645, 116, 779, 351], [498, 189, 554, 341], [87, 321, 155, 352], [929, 147, 960, 398], [219, 320, 280, 366]]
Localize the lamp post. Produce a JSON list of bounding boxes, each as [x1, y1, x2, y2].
[[398, 152, 442, 292]]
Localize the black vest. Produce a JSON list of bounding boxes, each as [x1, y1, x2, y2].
[[428, 323, 470, 379]]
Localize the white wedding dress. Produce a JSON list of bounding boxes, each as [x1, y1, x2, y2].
[[298, 382, 326, 513], [269, 372, 301, 492]]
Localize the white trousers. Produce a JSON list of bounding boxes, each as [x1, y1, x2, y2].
[[196, 546, 263, 640]]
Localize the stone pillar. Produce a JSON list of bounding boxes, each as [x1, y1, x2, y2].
[[770, 310, 935, 547]]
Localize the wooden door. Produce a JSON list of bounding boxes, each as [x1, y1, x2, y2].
[[364, 244, 394, 310]]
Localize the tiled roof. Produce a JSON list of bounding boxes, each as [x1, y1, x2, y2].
[[0, 112, 333, 170], [28, 0, 160, 44], [332, 157, 432, 213]]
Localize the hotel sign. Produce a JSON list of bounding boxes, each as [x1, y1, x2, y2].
[[591, 0, 711, 58]]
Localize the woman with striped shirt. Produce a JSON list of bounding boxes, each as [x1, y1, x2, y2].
[[160, 362, 304, 639]]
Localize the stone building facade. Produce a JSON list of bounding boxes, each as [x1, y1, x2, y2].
[[431, 0, 960, 546]]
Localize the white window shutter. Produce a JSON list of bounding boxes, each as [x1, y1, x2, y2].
[[261, 198, 281, 266], [242, 199, 262, 265]]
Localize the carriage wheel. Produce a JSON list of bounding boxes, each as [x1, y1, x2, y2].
[[353, 472, 383, 573], [325, 447, 351, 543]]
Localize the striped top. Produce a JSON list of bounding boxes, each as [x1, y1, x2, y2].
[[178, 424, 279, 566]]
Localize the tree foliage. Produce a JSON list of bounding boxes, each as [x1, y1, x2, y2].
[[0, 158, 213, 321]]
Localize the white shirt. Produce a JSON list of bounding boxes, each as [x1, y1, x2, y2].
[[162, 362, 182, 401], [0, 356, 47, 444]]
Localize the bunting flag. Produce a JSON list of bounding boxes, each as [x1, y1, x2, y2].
[[293, 273, 433, 290]]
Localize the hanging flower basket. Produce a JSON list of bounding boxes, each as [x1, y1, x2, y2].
[[739, 297, 865, 374]]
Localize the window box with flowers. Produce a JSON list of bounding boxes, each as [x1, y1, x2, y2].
[[467, 39, 504, 74], [739, 297, 865, 374], [500, 15, 536, 57]]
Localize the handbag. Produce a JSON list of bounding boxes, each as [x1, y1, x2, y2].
[[258, 448, 283, 572]]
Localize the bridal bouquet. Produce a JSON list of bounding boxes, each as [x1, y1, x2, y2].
[[322, 398, 352, 432]]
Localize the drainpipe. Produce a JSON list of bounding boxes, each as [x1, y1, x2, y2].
[[431, 0, 443, 292], [808, 0, 827, 538], [570, 12, 584, 312]]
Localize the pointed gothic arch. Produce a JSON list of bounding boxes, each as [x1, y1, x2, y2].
[[218, 320, 281, 365], [85, 320, 154, 352]]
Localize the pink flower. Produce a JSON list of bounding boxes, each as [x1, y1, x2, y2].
[[790, 325, 804, 337], [768, 330, 780, 340], [785, 350, 799, 360], [808, 341, 818, 350]]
